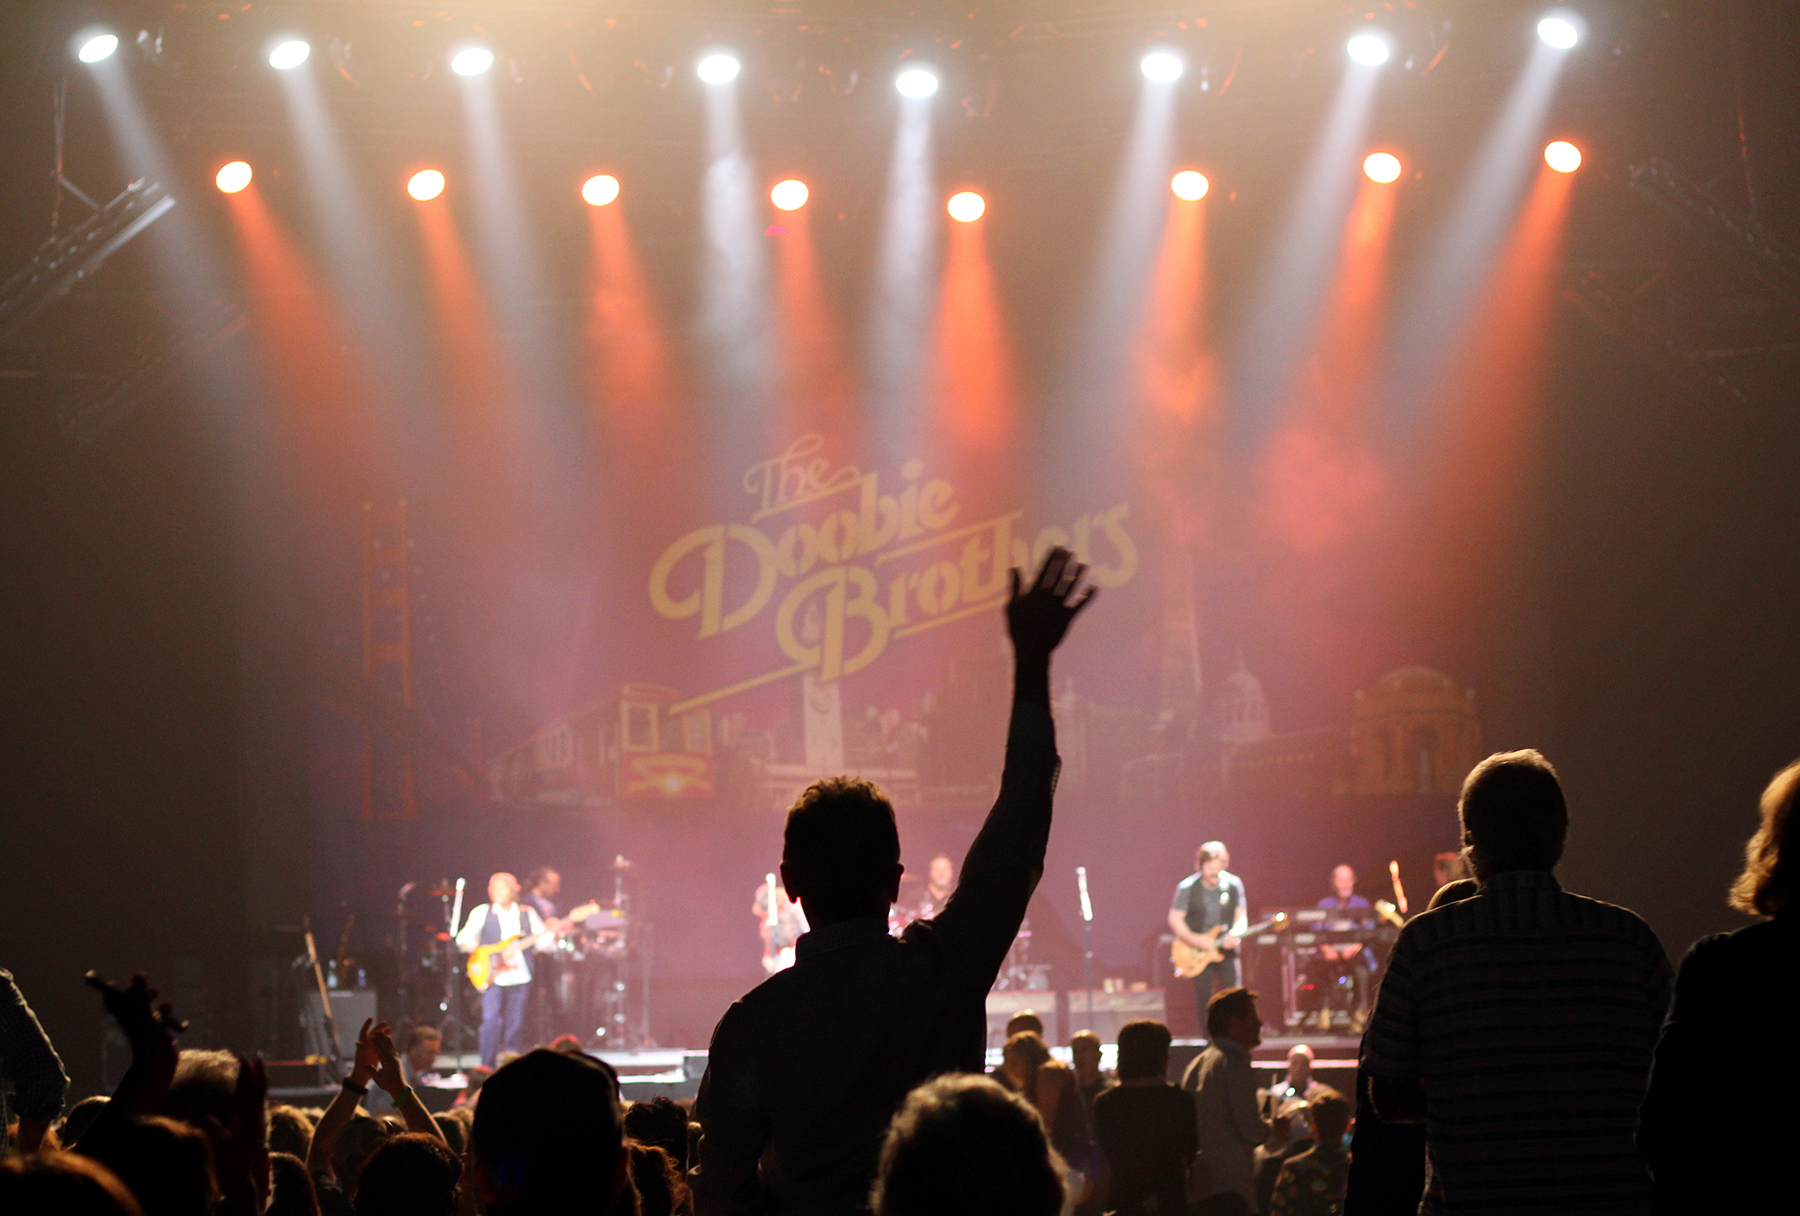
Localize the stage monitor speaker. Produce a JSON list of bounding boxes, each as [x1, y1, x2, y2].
[[301, 988, 378, 1059], [985, 991, 1058, 1051], [1062, 990, 1166, 1043]]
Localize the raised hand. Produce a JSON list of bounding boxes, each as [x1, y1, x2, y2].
[[369, 1021, 407, 1095], [1006, 547, 1097, 658], [350, 1017, 380, 1086]]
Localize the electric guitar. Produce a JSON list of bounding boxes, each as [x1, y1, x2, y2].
[[1170, 913, 1287, 978], [465, 901, 600, 992]]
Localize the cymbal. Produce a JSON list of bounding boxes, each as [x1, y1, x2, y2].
[[423, 886, 458, 897], [610, 856, 634, 870]]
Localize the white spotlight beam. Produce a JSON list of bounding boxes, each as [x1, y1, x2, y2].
[[1044, 63, 1183, 498], [865, 87, 940, 459], [1227, 61, 1383, 439], [697, 69, 774, 459], [1382, 41, 1572, 427]]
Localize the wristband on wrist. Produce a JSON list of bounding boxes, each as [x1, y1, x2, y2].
[[341, 1077, 369, 1094]]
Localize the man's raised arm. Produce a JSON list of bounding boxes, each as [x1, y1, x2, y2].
[[933, 547, 1095, 977]]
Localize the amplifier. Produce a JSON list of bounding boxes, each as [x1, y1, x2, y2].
[[985, 991, 1058, 1050], [1062, 990, 1166, 1043], [301, 988, 378, 1059]]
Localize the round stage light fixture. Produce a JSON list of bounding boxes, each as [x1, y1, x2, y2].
[[1363, 152, 1403, 183], [450, 46, 494, 76], [1140, 51, 1184, 83], [1537, 14, 1581, 49], [1347, 32, 1392, 66], [1171, 170, 1209, 201], [771, 179, 809, 211], [582, 174, 621, 206], [269, 39, 311, 70], [408, 169, 446, 201], [75, 30, 118, 64], [215, 161, 253, 194], [697, 53, 741, 84], [1544, 140, 1582, 173], [947, 191, 986, 223], [895, 67, 939, 98]]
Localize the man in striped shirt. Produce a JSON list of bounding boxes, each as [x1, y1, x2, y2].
[[1362, 750, 1671, 1214]]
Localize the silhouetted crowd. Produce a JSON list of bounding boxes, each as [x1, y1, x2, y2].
[[2, 550, 1793, 1214]]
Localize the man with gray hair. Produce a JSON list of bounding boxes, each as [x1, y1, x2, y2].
[[1361, 749, 1671, 1214]]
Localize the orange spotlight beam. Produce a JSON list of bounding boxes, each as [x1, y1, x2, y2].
[[223, 185, 383, 500], [929, 215, 1019, 497], [773, 207, 859, 449]]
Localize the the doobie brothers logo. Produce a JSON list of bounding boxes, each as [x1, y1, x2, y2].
[[648, 436, 1137, 711]]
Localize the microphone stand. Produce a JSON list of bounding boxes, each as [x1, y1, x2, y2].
[[1076, 867, 1096, 1034]]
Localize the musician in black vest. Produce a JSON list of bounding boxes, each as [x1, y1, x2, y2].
[[1169, 841, 1249, 1027], [456, 871, 555, 1066]]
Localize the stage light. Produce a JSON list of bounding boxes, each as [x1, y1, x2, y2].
[[1363, 151, 1403, 183], [450, 46, 494, 76], [268, 39, 310, 70], [582, 174, 620, 206], [215, 161, 252, 194], [1140, 51, 1184, 83], [1537, 14, 1581, 49], [947, 191, 985, 223], [1171, 170, 1209, 201], [697, 53, 740, 84], [1346, 32, 1392, 66], [408, 169, 446, 201], [771, 179, 809, 211], [1544, 140, 1582, 173], [895, 67, 939, 98], [74, 30, 118, 63]]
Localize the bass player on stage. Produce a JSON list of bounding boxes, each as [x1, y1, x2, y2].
[[1169, 841, 1250, 1022], [456, 871, 557, 1066]]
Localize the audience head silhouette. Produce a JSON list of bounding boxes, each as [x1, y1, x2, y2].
[[1205, 986, 1261, 1045], [1307, 1088, 1352, 1145], [780, 776, 903, 924], [470, 1049, 625, 1214], [355, 1133, 461, 1216], [1458, 749, 1568, 879], [0, 1152, 144, 1216], [870, 1074, 1065, 1216], [1004, 1011, 1045, 1038], [1731, 758, 1798, 916], [1115, 1019, 1173, 1081]]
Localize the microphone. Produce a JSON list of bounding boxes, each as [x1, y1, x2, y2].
[[1076, 867, 1094, 923]]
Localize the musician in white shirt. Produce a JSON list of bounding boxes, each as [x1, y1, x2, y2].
[[456, 871, 556, 1065]]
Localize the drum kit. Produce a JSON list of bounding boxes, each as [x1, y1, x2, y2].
[[401, 855, 649, 1053]]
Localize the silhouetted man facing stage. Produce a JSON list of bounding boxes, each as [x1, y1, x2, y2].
[[692, 548, 1094, 1216], [1362, 749, 1671, 1214]]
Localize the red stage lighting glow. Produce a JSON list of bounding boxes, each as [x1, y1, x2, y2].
[[408, 169, 446, 201], [582, 174, 620, 206], [1544, 140, 1582, 173], [1363, 152, 1402, 184], [771, 179, 809, 211], [215, 161, 253, 194], [947, 191, 985, 223]]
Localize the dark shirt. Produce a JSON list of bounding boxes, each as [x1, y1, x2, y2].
[[1271, 1143, 1350, 1216], [1173, 871, 1245, 935], [1639, 914, 1795, 1215], [692, 702, 1059, 1216], [522, 890, 557, 920], [1092, 1082, 1198, 1216], [1363, 870, 1672, 1214]]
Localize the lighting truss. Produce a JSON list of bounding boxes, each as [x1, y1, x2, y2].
[[0, 179, 174, 344]]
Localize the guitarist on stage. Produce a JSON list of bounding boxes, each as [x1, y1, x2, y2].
[[1168, 841, 1249, 1022], [455, 871, 556, 1066]]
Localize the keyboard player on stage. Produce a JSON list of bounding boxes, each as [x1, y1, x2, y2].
[[1314, 864, 1379, 1024]]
